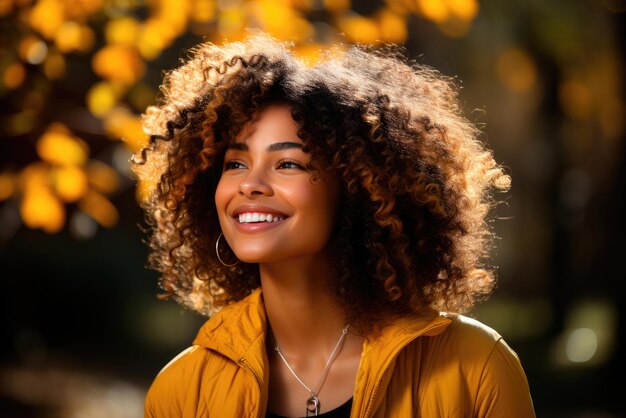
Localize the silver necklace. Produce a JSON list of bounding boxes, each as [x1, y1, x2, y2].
[[273, 324, 350, 417]]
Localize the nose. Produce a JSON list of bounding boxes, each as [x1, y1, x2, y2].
[[238, 168, 273, 198]]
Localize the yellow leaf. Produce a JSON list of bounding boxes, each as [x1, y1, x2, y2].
[[105, 16, 141, 46], [447, 0, 478, 20], [51, 165, 88, 202], [3, 62, 26, 89], [21, 185, 66, 233], [103, 108, 149, 150], [0, 172, 15, 201], [37, 127, 89, 166], [43, 52, 66, 80], [217, 8, 246, 37], [28, 0, 64, 40], [79, 190, 119, 228], [55, 22, 95, 53], [86, 161, 120, 194], [0, 0, 14, 16], [378, 9, 408, 43], [18, 35, 48, 65], [92, 45, 145, 84], [338, 15, 380, 44], [191, 0, 216, 22], [158, 0, 191, 34], [87, 82, 119, 117], [63, 0, 102, 20], [19, 162, 49, 191], [417, 0, 448, 23]]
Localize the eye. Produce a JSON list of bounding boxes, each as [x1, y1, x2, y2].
[[223, 160, 246, 171], [277, 159, 306, 170]]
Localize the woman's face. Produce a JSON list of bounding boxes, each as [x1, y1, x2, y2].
[[215, 104, 340, 264]]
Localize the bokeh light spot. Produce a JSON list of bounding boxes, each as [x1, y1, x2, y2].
[[51, 165, 89, 202], [105, 16, 141, 46], [559, 80, 593, 120], [496, 48, 537, 92], [28, 0, 64, 40], [417, 0, 449, 23], [20, 185, 65, 233], [0, 172, 16, 201], [448, 0, 479, 20], [87, 82, 119, 117], [92, 45, 145, 84], [43, 53, 66, 80], [19, 36, 48, 65], [339, 15, 380, 44], [36, 126, 89, 166], [566, 328, 598, 363], [79, 190, 119, 228], [69, 210, 99, 240], [3, 62, 27, 89], [86, 161, 120, 194], [378, 9, 408, 43]]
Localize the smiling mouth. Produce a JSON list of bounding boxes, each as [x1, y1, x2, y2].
[[237, 212, 286, 224]]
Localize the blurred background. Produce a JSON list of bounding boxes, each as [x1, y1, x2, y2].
[[1, 0, 624, 417]]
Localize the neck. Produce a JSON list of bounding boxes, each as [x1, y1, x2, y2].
[[260, 254, 347, 358]]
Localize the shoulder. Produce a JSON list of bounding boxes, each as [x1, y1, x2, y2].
[[421, 314, 507, 366], [144, 345, 212, 417], [423, 314, 535, 417], [441, 314, 507, 354]]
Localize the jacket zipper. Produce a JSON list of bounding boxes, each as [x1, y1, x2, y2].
[[360, 321, 449, 418], [362, 380, 382, 418], [237, 357, 263, 418]]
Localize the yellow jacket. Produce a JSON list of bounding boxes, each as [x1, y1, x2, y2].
[[145, 289, 535, 417]]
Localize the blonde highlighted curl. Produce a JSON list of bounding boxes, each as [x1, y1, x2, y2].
[[132, 33, 511, 327]]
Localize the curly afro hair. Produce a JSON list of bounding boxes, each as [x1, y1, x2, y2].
[[132, 33, 510, 329]]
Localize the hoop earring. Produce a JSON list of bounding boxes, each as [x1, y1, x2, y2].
[[215, 233, 239, 267]]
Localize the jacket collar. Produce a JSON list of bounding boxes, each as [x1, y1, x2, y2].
[[192, 287, 452, 416], [193, 288, 268, 381], [355, 309, 451, 417]]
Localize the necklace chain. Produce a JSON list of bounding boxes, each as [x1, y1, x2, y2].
[[273, 324, 350, 417]]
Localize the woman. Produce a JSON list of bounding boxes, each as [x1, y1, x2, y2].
[[134, 33, 535, 418]]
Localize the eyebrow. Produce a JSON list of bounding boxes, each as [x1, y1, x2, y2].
[[227, 141, 303, 152]]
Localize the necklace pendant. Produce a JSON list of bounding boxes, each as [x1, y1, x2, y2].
[[305, 395, 320, 417]]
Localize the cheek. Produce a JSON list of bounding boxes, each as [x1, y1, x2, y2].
[[214, 179, 231, 226], [302, 182, 340, 234]]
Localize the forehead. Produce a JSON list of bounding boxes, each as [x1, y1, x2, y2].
[[232, 104, 302, 145]]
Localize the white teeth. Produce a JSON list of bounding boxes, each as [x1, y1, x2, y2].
[[237, 212, 284, 224]]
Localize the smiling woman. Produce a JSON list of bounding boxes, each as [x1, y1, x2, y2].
[[216, 105, 340, 265], [132, 33, 535, 417]]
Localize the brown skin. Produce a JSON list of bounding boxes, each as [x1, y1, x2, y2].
[[215, 105, 361, 415], [263, 260, 363, 416]]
